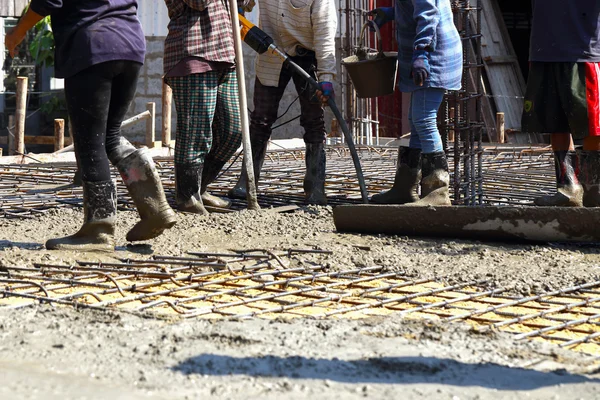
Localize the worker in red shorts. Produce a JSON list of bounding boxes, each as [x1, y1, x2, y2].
[[523, 0, 600, 207]]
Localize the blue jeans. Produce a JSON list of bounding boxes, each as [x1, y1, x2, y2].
[[408, 88, 446, 154]]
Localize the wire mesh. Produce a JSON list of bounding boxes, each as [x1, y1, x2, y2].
[[0, 249, 599, 356], [0, 146, 554, 219]]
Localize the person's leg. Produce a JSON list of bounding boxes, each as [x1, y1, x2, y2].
[[574, 62, 600, 206], [409, 88, 450, 206], [103, 62, 177, 240], [171, 72, 220, 214], [46, 63, 118, 251], [372, 94, 422, 204], [291, 56, 327, 205], [200, 69, 243, 209], [523, 62, 582, 206], [228, 72, 290, 199]]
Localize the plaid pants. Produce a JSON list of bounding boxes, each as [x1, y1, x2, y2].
[[169, 70, 242, 165], [251, 55, 326, 144]]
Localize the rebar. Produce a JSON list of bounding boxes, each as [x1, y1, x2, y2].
[[1, 249, 599, 357]]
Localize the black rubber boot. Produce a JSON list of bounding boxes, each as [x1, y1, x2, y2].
[[304, 142, 327, 205], [201, 154, 231, 210], [412, 152, 451, 206], [371, 146, 421, 204], [228, 139, 269, 200], [578, 150, 600, 207], [45, 180, 116, 252], [534, 150, 583, 207], [115, 148, 177, 242], [175, 163, 208, 215]]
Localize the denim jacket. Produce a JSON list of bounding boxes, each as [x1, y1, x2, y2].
[[395, 0, 462, 92]]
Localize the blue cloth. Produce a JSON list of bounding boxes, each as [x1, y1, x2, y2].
[[530, 0, 600, 62], [29, 0, 146, 78], [394, 0, 462, 92], [408, 88, 445, 153]]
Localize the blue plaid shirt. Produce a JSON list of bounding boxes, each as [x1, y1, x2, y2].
[[394, 0, 462, 92]]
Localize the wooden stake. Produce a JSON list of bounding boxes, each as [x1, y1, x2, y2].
[[146, 102, 156, 148], [162, 81, 172, 147], [54, 119, 65, 152], [15, 77, 28, 155], [496, 112, 505, 144], [8, 114, 15, 156], [448, 107, 455, 143]]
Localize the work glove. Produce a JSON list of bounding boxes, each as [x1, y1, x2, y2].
[[411, 50, 430, 87], [319, 82, 334, 97], [367, 7, 395, 30]]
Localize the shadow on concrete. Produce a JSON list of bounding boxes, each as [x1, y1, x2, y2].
[[172, 354, 599, 390], [0, 240, 43, 250]]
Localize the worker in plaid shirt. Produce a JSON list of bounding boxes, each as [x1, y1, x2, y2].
[[164, 0, 251, 214]]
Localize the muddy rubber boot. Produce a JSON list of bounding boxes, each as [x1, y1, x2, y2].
[[228, 139, 268, 200], [578, 150, 600, 207], [175, 163, 208, 215], [115, 148, 177, 242], [45, 180, 116, 252], [534, 150, 583, 207], [412, 152, 451, 206], [304, 142, 327, 205], [371, 146, 421, 204], [201, 154, 231, 210]]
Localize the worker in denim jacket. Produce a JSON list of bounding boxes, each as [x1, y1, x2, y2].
[[369, 1, 462, 206]]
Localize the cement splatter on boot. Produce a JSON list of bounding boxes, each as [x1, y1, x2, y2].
[[578, 150, 600, 207], [534, 150, 583, 207], [371, 146, 421, 204], [228, 139, 268, 200], [116, 148, 177, 242], [304, 142, 327, 205], [412, 152, 451, 206], [175, 163, 208, 215], [201, 155, 231, 211], [45, 180, 116, 252]]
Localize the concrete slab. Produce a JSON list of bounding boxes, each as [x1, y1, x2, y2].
[[333, 205, 600, 243]]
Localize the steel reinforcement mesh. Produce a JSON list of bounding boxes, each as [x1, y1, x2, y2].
[[0, 146, 554, 219], [0, 249, 599, 357]]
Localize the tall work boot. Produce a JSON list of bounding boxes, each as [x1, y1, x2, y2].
[[371, 146, 421, 204], [578, 150, 600, 207], [228, 139, 269, 199], [412, 152, 451, 206], [175, 163, 208, 215], [201, 154, 231, 210], [304, 142, 327, 205], [45, 180, 116, 252], [534, 151, 583, 207], [115, 148, 177, 242]]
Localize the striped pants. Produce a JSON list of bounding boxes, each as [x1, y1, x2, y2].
[[168, 70, 242, 165]]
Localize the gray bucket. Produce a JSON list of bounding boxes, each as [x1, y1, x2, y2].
[[341, 22, 398, 98]]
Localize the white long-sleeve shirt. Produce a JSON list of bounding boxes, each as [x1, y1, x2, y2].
[[255, 0, 337, 87]]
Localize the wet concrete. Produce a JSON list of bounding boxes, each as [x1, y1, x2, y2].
[[1, 206, 600, 398], [334, 205, 600, 242]]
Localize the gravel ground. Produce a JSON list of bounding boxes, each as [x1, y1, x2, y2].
[[1, 206, 600, 399]]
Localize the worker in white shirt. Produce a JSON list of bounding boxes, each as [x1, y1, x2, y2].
[[228, 0, 337, 205]]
